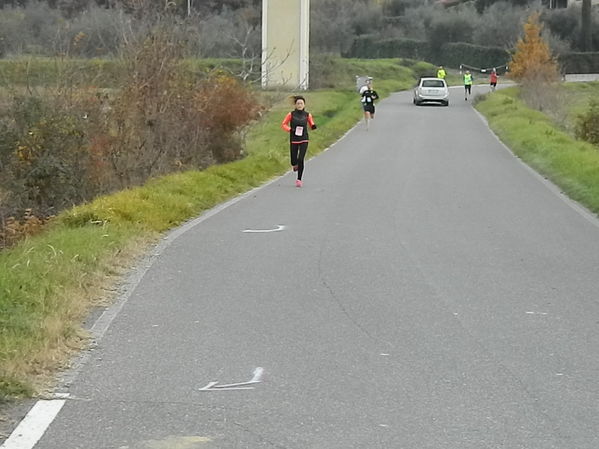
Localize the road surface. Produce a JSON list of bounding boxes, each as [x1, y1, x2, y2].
[[4, 85, 599, 449]]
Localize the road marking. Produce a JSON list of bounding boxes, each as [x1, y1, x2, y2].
[[199, 367, 264, 392], [1, 112, 352, 446], [1, 399, 66, 449], [242, 225, 286, 233], [118, 435, 212, 448]]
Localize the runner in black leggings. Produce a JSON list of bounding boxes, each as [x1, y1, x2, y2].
[[281, 95, 317, 188]]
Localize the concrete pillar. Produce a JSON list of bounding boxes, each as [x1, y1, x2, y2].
[[261, 0, 310, 90]]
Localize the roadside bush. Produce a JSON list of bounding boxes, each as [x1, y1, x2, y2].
[[0, 31, 262, 247], [105, 30, 261, 188], [575, 99, 599, 147], [0, 91, 104, 219], [510, 13, 561, 111]]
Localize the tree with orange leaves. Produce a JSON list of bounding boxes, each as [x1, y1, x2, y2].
[[509, 12, 560, 84]]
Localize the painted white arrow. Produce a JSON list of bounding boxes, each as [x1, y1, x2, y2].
[[242, 225, 286, 233], [199, 367, 264, 392]]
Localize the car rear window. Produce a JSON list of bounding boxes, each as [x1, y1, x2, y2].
[[422, 80, 445, 88]]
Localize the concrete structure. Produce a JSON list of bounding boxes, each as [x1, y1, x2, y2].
[[261, 0, 310, 90], [544, 0, 599, 7], [564, 73, 599, 82]]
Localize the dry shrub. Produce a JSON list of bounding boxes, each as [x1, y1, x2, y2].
[[0, 91, 104, 215], [510, 13, 561, 112], [575, 98, 599, 147], [0, 26, 262, 248], [105, 28, 263, 188], [0, 88, 104, 248], [195, 74, 264, 162], [0, 210, 50, 249]]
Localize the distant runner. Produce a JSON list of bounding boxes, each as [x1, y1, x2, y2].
[[489, 68, 498, 92], [437, 66, 447, 80], [464, 70, 473, 101], [360, 79, 379, 130]]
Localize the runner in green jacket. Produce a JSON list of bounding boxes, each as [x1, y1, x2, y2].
[[464, 70, 473, 101]]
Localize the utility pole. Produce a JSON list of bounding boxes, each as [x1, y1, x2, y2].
[[582, 0, 592, 51]]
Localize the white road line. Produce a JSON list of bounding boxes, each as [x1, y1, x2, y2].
[[2, 112, 354, 445], [1, 400, 66, 449], [474, 104, 599, 231], [198, 367, 264, 391], [242, 225, 286, 233]]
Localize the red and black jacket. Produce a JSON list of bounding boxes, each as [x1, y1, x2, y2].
[[281, 110, 317, 144]]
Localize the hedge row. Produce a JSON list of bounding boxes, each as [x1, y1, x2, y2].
[[343, 36, 510, 70], [345, 35, 599, 74], [558, 52, 599, 74]]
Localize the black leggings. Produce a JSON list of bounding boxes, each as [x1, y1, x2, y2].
[[290, 141, 308, 180]]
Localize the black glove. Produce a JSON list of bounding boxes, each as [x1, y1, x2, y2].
[[311, 124, 317, 130]]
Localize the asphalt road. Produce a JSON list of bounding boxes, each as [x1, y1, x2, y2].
[[12, 85, 599, 449]]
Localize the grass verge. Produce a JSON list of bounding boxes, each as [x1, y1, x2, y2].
[[475, 86, 599, 215], [561, 81, 599, 133], [0, 59, 419, 402]]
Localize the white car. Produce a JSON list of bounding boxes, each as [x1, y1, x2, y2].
[[413, 77, 449, 106]]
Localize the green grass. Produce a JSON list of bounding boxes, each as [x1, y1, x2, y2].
[[0, 58, 420, 401], [0, 222, 141, 399], [475, 86, 599, 214], [0, 57, 252, 88], [560, 81, 599, 132]]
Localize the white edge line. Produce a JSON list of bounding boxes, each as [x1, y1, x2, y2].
[[4, 119, 354, 444], [1, 400, 66, 449], [473, 105, 599, 231], [4, 109, 359, 445]]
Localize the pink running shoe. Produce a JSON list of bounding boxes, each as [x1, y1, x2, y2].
[[295, 179, 303, 188]]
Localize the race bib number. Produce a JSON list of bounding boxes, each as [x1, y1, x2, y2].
[[295, 126, 304, 136]]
